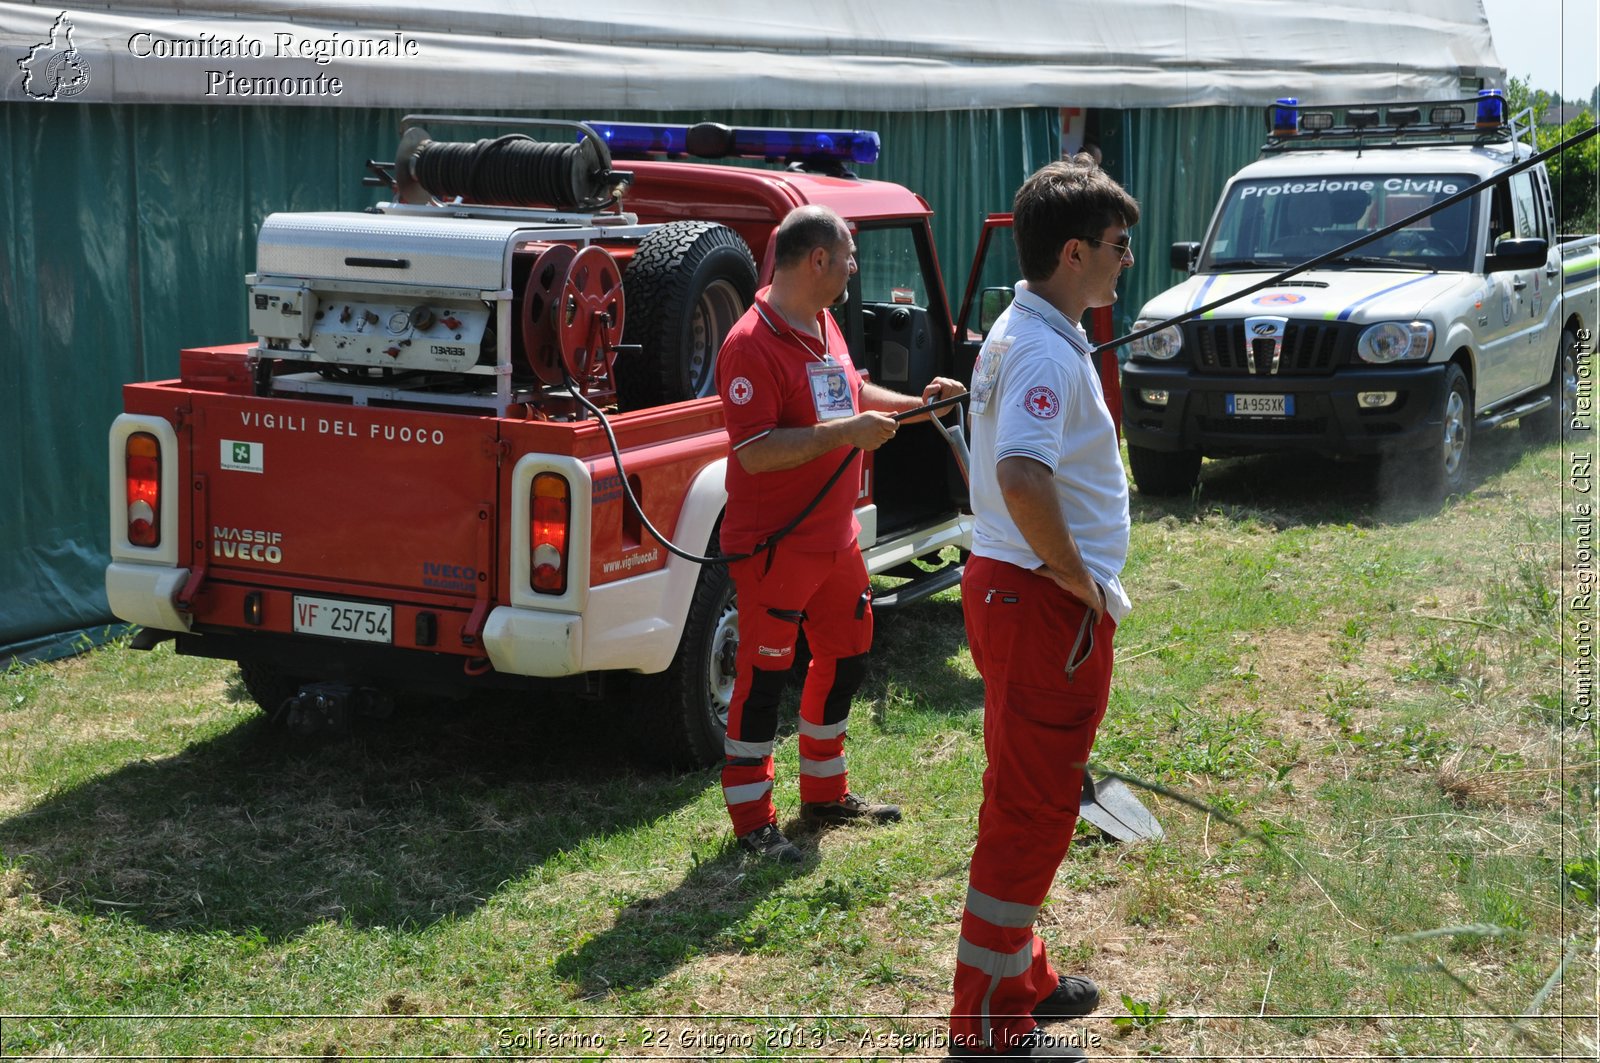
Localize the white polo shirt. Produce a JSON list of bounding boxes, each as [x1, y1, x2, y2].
[[967, 283, 1132, 622]]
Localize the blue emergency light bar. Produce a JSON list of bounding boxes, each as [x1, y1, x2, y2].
[[583, 121, 881, 166], [1262, 95, 1511, 152]]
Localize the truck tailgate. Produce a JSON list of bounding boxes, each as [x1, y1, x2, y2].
[[189, 396, 498, 603]]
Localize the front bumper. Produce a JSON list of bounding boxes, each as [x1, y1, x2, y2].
[[1121, 361, 1449, 458]]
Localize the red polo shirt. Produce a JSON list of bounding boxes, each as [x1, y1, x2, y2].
[[715, 288, 864, 555]]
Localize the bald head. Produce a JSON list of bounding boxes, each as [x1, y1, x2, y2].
[[769, 205, 857, 316], [774, 206, 850, 270]]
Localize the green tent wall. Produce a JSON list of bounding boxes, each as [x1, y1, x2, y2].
[[1102, 106, 1265, 336]]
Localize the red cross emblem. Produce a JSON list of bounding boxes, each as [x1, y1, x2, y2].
[[729, 377, 754, 405], [1024, 386, 1060, 419]]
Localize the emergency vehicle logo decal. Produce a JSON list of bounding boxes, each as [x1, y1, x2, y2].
[[1253, 292, 1305, 306], [729, 377, 754, 405], [220, 439, 264, 474], [1024, 386, 1061, 419]]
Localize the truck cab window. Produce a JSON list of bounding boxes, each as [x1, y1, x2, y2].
[[1509, 170, 1544, 241], [850, 223, 943, 392]]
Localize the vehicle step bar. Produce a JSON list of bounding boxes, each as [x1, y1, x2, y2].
[[1476, 393, 1550, 431], [872, 562, 964, 610]]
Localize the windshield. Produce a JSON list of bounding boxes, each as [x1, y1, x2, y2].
[[1202, 174, 1477, 273]]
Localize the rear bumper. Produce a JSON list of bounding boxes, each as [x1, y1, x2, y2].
[[108, 560, 681, 680], [108, 510, 975, 683], [1121, 361, 1449, 458], [106, 563, 193, 632]]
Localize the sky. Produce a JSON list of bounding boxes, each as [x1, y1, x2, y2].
[[1480, 0, 1598, 101]]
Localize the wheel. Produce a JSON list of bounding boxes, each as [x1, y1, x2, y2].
[[236, 661, 305, 721], [1520, 329, 1578, 443], [616, 222, 757, 409], [1391, 363, 1472, 499], [1127, 443, 1202, 496], [630, 559, 737, 769]]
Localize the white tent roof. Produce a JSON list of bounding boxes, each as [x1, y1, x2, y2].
[[4, 0, 1503, 110]]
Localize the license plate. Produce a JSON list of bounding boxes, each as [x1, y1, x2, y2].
[[1226, 393, 1293, 417], [292, 595, 393, 644]]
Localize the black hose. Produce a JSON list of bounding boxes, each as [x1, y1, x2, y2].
[[412, 135, 603, 210], [565, 376, 964, 567]]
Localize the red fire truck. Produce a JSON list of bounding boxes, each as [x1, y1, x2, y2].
[[107, 116, 1016, 766]]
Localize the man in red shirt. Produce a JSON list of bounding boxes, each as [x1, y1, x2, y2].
[[715, 204, 964, 862]]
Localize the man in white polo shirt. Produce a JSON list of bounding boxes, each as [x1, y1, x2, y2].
[[948, 157, 1140, 1061]]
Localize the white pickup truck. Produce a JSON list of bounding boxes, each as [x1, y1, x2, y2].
[[1122, 95, 1598, 497]]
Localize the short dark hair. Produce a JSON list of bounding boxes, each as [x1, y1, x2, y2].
[[1013, 159, 1140, 282], [774, 205, 848, 269]]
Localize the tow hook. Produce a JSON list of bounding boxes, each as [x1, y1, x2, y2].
[[277, 682, 393, 738]]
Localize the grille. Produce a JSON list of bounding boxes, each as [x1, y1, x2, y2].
[[1189, 320, 1353, 375]]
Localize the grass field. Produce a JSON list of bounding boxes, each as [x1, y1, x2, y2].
[[1, 427, 1595, 1061]]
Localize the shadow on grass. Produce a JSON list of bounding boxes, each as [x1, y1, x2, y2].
[[1130, 423, 1535, 528], [0, 689, 715, 940], [551, 830, 816, 995], [864, 595, 981, 716], [544, 595, 974, 993]]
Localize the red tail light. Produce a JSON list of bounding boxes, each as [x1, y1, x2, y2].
[[530, 472, 570, 594], [125, 432, 161, 547]]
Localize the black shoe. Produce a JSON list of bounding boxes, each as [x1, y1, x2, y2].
[[737, 823, 802, 863], [946, 1029, 1087, 1061], [1033, 975, 1100, 1020], [799, 792, 902, 826]]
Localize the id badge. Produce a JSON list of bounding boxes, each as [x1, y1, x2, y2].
[[969, 335, 1011, 415], [808, 362, 855, 421]]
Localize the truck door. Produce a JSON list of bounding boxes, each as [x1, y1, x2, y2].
[[1478, 178, 1530, 405], [836, 218, 963, 536], [1506, 168, 1555, 396], [953, 215, 1018, 384], [1525, 165, 1564, 392]]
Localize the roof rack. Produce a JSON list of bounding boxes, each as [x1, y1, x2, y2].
[[1262, 94, 1534, 153]]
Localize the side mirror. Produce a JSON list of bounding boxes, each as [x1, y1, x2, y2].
[[979, 287, 1014, 333], [1170, 241, 1201, 272], [1484, 236, 1548, 273]]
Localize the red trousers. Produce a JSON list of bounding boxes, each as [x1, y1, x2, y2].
[[950, 555, 1116, 1053], [721, 544, 874, 835]]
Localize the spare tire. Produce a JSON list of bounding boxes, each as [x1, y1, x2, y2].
[[617, 221, 757, 409]]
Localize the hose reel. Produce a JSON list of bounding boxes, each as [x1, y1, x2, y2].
[[519, 243, 626, 393]]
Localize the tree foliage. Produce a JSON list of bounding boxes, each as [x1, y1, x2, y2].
[[1507, 76, 1598, 232]]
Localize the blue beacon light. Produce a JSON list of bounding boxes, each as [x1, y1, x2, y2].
[[1272, 97, 1299, 137], [588, 123, 683, 154], [1475, 88, 1505, 129], [729, 127, 880, 164]]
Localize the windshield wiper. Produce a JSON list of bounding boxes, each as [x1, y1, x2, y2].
[[1327, 254, 1420, 269], [1209, 258, 1286, 270]]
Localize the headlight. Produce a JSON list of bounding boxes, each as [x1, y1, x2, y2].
[[1356, 321, 1434, 363], [1127, 320, 1183, 361]]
